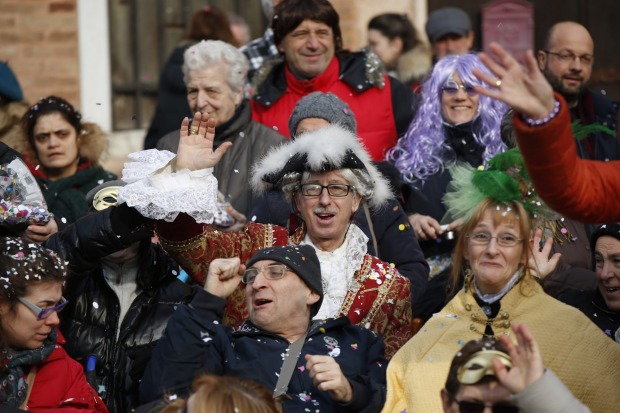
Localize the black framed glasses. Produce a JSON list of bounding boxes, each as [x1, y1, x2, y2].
[[299, 183, 352, 198], [17, 296, 68, 320], [467, 232, 523, 247], [452, 398, 519, 413], [543, 50, 593, 65], [242, 264, 289, 284], [442, 82, 478, 97]]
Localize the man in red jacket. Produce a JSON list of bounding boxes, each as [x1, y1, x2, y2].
[[250, 0, 414, 161]]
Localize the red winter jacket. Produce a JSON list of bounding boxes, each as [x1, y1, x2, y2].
[[24, 333, 108, 413], [251, 52, 414, 161], [514, 94, 620, 223]]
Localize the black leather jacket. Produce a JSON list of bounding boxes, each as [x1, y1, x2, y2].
[[46, 205, 202, 413]]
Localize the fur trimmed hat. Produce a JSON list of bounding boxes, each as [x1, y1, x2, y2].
[[250, 124, 392, 208], [247, 244, 323, 317], [288, 92, 357, 136]]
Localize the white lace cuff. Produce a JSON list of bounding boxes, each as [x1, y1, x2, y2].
[[118, 149, 218, 223]]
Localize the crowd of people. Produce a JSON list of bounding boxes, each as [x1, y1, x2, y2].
[[1, 1, 619, 413]]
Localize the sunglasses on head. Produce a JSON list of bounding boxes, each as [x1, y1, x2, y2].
[[452, 398, 519, 413]]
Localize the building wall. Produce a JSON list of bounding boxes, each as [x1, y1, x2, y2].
[[0, 0, 80, 107]]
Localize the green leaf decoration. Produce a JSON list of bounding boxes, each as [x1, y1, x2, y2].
[[472, 171, 521, 203], [571, 120, 615, 141]]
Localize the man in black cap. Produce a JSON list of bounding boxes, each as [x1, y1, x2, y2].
[[425, 7, 474, 60], [140, 245, 387, 413]]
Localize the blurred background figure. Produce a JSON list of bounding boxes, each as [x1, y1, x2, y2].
[[425, 7, 474, 60], [144, 6, 239, 150], [240, 0, 282, 85], [0, 236, 108, 412], [19, 96, 116, 229], [0, 61, 29, 151], [367, 13, 431, 90], [229, 13, 251, 46], [152, 375, 281, 413]]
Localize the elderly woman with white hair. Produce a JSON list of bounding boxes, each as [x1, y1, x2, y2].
[[156, 40, 284, 217]]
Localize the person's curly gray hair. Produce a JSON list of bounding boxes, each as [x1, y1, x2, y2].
[[182, 40, 249, 95]]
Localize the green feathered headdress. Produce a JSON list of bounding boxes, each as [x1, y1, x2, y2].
[[443, 148, 555, 224]]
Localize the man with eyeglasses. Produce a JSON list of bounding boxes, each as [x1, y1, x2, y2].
[[140, 245, 388, 412], [537, 22, 619, 161], [119, 116, 413, 359], [248, 92, 429, 304], [440, 324, 589, 413]]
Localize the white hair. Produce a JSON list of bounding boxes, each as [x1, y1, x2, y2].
[[182, 40, 249, 94]]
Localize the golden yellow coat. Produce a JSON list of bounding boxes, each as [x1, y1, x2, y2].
[[383, 277, 620, 413]]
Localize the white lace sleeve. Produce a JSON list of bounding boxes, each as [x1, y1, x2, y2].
[[117, 149, 219, 223]]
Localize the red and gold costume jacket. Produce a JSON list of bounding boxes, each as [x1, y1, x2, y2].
[[156, 213, 412, 358]]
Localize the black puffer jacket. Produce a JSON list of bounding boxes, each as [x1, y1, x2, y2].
[[46, 205, 203, 413]]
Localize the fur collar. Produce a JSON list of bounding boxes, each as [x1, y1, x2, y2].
[[396, 43, 432, 85]]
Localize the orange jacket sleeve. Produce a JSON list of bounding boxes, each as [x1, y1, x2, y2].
[[514, 94, 620, 223]]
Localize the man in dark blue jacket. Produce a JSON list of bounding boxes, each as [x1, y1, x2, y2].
[[140, 245, 387, 413]]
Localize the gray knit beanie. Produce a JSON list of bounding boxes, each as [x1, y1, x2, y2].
[[288, 92, 357, 137]]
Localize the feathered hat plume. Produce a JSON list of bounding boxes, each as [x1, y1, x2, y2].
[[443, 148, 555, 223]]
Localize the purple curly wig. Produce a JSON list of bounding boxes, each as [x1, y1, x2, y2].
[[388, 53, 508, 186]]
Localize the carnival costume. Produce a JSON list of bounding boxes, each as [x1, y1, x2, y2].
[[119, 125, 412, 358]]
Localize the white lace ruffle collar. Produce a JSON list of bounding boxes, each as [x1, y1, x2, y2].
[[305, 224, 368, 320]]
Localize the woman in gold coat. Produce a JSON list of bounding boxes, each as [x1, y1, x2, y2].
[[382, 150, 620, 413]]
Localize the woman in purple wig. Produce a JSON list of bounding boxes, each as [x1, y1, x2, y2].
[[388, 54, 508, 276]]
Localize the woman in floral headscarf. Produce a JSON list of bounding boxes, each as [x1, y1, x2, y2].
[[0, 236, 107, 412]]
